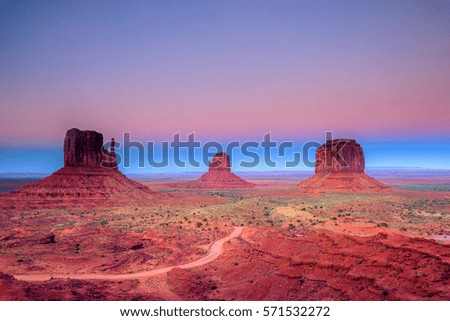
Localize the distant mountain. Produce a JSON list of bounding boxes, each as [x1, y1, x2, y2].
[[366, 166, 424, 170], [0, 172, 49, 179], [126, 170, 315, 182], [367, 169, 450, 178], [126, 172, 204, 181]]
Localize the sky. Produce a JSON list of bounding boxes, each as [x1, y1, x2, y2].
[[0, 0, 449, 172]]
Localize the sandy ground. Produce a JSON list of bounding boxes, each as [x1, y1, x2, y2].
[[14, 227, 243, 281], [0, 176, 449, 300]]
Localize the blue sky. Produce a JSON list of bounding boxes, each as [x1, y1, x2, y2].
[[1, 137, 449, 174]]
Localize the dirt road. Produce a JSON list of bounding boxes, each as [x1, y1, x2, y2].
[[14, 227, 244, 282]]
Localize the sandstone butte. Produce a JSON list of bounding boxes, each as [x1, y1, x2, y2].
[[298, 139, 388, 192], [172, 152, 254, 189], [4, 128, 159, 206]]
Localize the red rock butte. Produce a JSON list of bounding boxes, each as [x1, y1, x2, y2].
[[299, 139, 388, 192], [174, 152, 254, 189], [64, 128, 117, 169], [4, 128, 159, 206]]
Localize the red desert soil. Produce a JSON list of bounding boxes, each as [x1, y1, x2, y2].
[[13, 227, 243, 281], [2, 223, 447, 301], [166, 227, 449, 300], [0, 178, 449, 300]]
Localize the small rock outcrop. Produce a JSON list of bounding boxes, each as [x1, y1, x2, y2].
[[299, 139, 388, 192], [38, 233, 56, 245]]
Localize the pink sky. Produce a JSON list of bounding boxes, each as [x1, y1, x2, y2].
[[0, 1, 449, 146]]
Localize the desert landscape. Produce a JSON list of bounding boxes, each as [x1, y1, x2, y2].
[[1, 2, 449, 309], [0, 129, 448, 301]]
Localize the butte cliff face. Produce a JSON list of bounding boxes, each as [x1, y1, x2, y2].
[[315, 139, 364, 174], [64, 128, 104, 168], [172, 152, 254, 189], [299, 139, 387, 192], [197, 152, 254, 188], [64, 128, 117, 169], [207, 152, 231, 171], [6, 128, 159, 207]]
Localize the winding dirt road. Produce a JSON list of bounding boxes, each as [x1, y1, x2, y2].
[[14, 227, 244, 282]]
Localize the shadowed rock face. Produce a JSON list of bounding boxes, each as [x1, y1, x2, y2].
[[315, 139, 365, 174], [64, 128, 117, 169], [208, 152, 231, 171]]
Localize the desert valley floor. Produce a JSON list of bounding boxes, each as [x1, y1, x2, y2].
[[0, 173, 449, 301]]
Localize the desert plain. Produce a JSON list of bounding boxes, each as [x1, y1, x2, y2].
[[0, 170, 449, 301]]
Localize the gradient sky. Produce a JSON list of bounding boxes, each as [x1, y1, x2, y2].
[[0, 0, 449, 172]]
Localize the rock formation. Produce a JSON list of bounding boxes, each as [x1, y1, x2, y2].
[[207, 152, 231, 170], [315, 139, 364, 174], [6, 128, 159, 206], [64, 128, 117, 169], [172, 152, 254, 189], [299, 139, 388, 192]]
